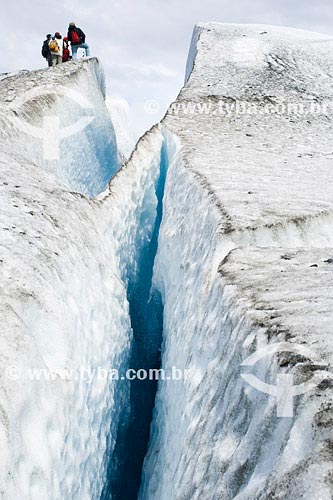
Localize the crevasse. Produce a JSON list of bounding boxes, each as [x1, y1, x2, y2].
[[0, 57, 174, 498], [101, 134, 173, 500]]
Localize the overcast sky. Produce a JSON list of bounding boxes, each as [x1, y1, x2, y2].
[[2, 1, 333, 136]]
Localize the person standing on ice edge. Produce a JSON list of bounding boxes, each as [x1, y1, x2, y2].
[[49, 32, 63, 66], [41, 34, 52, 67], [62, 37, 71, 62], [67, 22, 90, 60]]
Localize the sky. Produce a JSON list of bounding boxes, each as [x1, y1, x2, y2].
[[1, 0, 333, 137]]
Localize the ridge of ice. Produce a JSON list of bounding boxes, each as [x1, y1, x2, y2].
[[0, 58, 165, 498], [140, 24, 333, 499], [0, 58, 120, 197]]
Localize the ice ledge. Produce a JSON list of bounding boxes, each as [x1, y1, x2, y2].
[[0, 58, 120, 197]]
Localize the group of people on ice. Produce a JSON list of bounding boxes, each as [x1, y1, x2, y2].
[[42, 22, 90, 67]]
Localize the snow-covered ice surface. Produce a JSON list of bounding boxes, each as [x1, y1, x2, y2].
[[0, 58, 120, 197], [0, 70, 26, 82], [139, 24, 333, 499]]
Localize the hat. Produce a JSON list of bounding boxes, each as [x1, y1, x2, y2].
[[63, 36, 68, 41], [46, 34, 52, 38], [55, 31, 60, 36], [69, 22, 76, 27]]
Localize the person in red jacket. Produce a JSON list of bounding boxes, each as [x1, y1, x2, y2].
[[62, 37, 71, 62], [67, 22, 90, 60]]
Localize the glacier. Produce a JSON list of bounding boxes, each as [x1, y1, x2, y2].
[[140, 23, 333, 500], [0, 22, 332, 500], [0, 57, 167, 498], [0, 58, 120, 197]]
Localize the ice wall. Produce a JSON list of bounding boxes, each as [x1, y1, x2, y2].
[[0, 127, 167, 498], [140, 24, 333, 499], [184, 25, 204, 84], [0, 57, 167, 498], [0, 58, 120, 197]]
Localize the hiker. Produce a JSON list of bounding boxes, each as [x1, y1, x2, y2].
[[62, 37, 71, 62], [67, 22, 90, 60], [41, 34, 52, 67], [49, 32, 63, 66]]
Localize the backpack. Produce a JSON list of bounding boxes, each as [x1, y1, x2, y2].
[[41, 41, 49, 58], [49, 39, 59, 52], [71, 30, 80, 44]]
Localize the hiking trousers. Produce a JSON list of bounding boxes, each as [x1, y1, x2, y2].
[[51, 55, 62, 66], [71, 43, 90, 60]]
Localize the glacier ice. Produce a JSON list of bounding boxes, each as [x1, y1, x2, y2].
[[140, 23, 333, 500], [0, 58, 120, 197], [0, 22, 333, 500], [0, 57, 167, 498]]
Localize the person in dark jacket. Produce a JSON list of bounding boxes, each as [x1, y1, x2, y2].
[[67, 22, 90, 60], [41, 34, 52, 67]]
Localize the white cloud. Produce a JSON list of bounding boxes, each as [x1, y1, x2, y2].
[[109, 63, 178, 82]]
